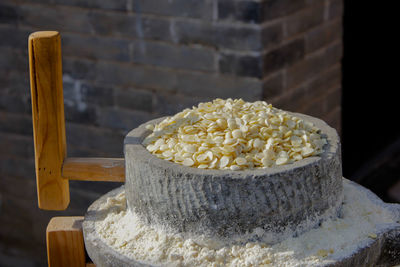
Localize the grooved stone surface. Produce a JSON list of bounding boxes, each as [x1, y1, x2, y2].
[[82, 180, 400, 267], [124, 113, 343, 243]]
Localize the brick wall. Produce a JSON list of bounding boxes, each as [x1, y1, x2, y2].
[[0, 0, 343, 265]]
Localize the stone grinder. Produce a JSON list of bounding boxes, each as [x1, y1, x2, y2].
[[29, 32, 400, 266]]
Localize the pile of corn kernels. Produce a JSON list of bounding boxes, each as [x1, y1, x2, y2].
[[143, 99, 327, 170]]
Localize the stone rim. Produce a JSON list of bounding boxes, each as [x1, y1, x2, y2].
[[124, 112, 340, 177]]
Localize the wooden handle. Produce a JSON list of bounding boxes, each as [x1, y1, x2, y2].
[[47, 216, 86, 267], [29, 31, 70, 210], [62, 157, 125, 182]]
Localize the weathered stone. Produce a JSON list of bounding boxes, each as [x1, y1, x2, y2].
[[124, 113, 343, 243], [82, 180, 400, 267]]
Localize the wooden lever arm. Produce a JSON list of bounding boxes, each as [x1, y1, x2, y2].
[[62, 158, 125, 182]]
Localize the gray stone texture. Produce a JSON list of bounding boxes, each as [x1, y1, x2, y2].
[[82, 180, 400, 267], [0, 0, 343, 264], [124, 113, 342, 242]]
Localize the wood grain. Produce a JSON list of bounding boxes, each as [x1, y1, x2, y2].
[[29, 31, 69, 210], [62, 157, 125, 182], [47, 216, 86, 267]]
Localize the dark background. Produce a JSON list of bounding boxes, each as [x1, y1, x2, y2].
[[342, 1, 400, 202]]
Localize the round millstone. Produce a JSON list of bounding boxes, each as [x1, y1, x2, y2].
[[124, 113, 343, 243], [82, 181, 400, 267]]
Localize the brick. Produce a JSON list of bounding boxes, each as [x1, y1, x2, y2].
[[175, 72, 262, 100], [62, 33, 130, 62], [89, 11, 172, 41], [0, 157, 35, 179], [96, 107, 154, 132], [0, 26, 30, 50], [286, 4, 325, 37], [64, 104, 97, 124], [62, 76, 99, 123], [299, 94, 325, 117], [262, 0, 306, 21], [323, 106, 341, 132], [286, 49, 326, 88], [139, 17, 173, 42], [132, 41, 216, 72], [88, 11, 136, 37], [131, 0, 213, 19], [0, 174, 36, 200], [80, 83, 114, 106], [87, 58, 175, 99], [287, 41, 342, 89], [66, 122, 124, 157], [0, 47, 28, 74], [19, 4, 91, 34], [114, 87, 153, 112], [63, 58, 96, 80], [0, 93, 31, 114], [324, 87, 341, 113], [263, 38, 305, 74], [154, 93, 211, 115], [218, 1, 262, 23], [0, 3, 18, 24], [270, 86, 308, 111], [94, 61, 177, 91], [0, 215, 36, 247], [0, 133, 34, 159], [261, 22, 284, 51], [328, 0, 343, 20], [262, 71, 284, 99], [0, 251, 37, 267], [1, 71, 31, 96], [305, 19, 342, 53], [53, 0, 128, 11], [324, 41, 343, 67], [174, 21, 263, 51], [69, 180, 121, 195], [67, 186, 103, 212], [306, 64, 341, 99], [219, 52, 263, 78], [67, 145, 110, 157], [0, 112, 33, 136]]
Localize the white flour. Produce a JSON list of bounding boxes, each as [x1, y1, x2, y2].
[[95, 180, 397, 267]]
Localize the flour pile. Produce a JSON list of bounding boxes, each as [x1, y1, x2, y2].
[[95, 180, 397, 267]]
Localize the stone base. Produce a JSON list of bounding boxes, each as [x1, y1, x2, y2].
[[82, 179, 400, 267]]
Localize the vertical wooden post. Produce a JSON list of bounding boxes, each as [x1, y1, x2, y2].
[[47, 217, 86, 267], [29, 31, 70, 210]]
